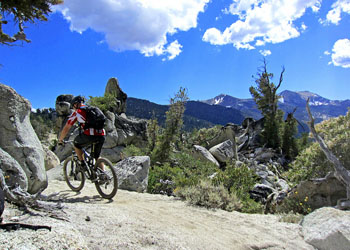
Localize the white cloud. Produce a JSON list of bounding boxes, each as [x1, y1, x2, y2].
[[329, 39, 350, 68], [325, 0, 350, 25], [259, 49, 271, 56], [165, 40, 183, 61], [203, 0, 321, 50], [55, 0, 209, 60], [300, 23, 307, 31], [202, 28, 227, 45]]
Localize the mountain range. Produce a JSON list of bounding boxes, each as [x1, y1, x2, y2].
[[126, 90, 350, 131], [203, 90, 350, 123], [126, 98, 245, 131]]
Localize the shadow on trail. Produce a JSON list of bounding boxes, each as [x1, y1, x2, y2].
[[52, 190, 114, 204]]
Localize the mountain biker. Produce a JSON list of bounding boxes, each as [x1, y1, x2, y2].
[[58, 96, 105, 169]]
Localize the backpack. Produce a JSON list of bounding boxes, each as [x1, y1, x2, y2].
[[84, 106, 106, 130]]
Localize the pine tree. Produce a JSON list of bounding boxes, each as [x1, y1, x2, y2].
[[282, 112, 298, 160], [147, 115, 159, 153], [151, 87, 189, 163], [1, 0, 62, 45], [249, 59, 285, 149]]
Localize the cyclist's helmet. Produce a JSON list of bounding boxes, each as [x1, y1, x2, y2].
[[70, 95, 85, 108]]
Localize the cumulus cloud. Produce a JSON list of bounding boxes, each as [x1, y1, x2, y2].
[[329, 39, 350, 68], [203, 0, 321, 50], [325, 0, 350, 25], [163, 40, 183, 61], [55, 0, 209, 60], [259, 49, 271, 56]]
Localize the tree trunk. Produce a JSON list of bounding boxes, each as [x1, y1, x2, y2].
[[0, 169, 66, 220], [306, 99, 350, 203]]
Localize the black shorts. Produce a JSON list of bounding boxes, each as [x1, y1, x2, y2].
[[73, 133, 105, 159]]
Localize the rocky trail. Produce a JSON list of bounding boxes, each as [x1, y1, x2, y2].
[[0, 180, 316, 250]]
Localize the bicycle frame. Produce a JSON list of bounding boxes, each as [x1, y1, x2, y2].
[[82, 145, 96, 168], [69, 143, 97, 181]]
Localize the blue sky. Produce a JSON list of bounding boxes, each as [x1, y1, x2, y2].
[[0, 0, 350, 109]]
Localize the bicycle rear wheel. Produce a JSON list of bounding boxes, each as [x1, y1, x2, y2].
[[94, 158, 118, 199], [63, 157, 85, 192]]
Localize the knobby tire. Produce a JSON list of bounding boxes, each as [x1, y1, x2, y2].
[[63, 157, 85, 192], [94, 158, 118, 199]]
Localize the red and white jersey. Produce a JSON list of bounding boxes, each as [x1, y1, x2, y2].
[[67, 104, 105, 136]]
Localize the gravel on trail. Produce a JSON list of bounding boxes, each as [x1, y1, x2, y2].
[[0, 180, 314, 250]]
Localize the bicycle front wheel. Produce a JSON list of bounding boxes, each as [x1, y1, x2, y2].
[[94, 158, 118, 199], [63, 157, 85, 192]]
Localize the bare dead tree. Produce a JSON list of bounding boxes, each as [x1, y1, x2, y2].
[[306, 99, 350, 206], [0, 169, 67, 221]]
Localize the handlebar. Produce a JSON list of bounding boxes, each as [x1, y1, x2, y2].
[[58, 140, 74, 146]]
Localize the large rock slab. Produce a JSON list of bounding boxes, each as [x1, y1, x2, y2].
[[103, 111, 119, 149], [43, 145, 60, 171], [302, 207, 350, 250], [0, 84, 47, 193], [209, 140, 236, 163], [0, 147, 28, 190], [192, 145, 220, 167], [55, 94, 73, 131], [291, 173, 347, 210], [114, 115, 147, 147], [207, 124, 237, 150], [104, 77, 127, 115], [100, 146, 124, 163], [115, 156, 150, 193]]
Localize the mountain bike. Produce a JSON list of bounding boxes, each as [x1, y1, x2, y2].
[[62, 141, 118, 199]]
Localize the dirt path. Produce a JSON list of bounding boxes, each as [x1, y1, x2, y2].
[[1, 180, 314, 250]]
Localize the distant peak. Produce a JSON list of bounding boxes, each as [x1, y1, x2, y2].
[[296, 91, 320, 100], [297, 91, 317, 96], [279, 90, 321, 100]]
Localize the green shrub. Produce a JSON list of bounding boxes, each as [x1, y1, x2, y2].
[[122, 144, 147, 157], [87, 93, 117, 113], [213, 163, 258, 197], [147, 163, 181, 195], [175, 179, 242, 212], [147, 151, 218, 195], [171, 151, 218, 187], [212, 163, 263, 213], [286, 111, 350, 184], [276, 191, 312, 215]]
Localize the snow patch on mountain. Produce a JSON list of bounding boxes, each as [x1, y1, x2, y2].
[[309, 101, 329, 106], [214, 97, 224, 105], [297, 91, 319, 100]]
